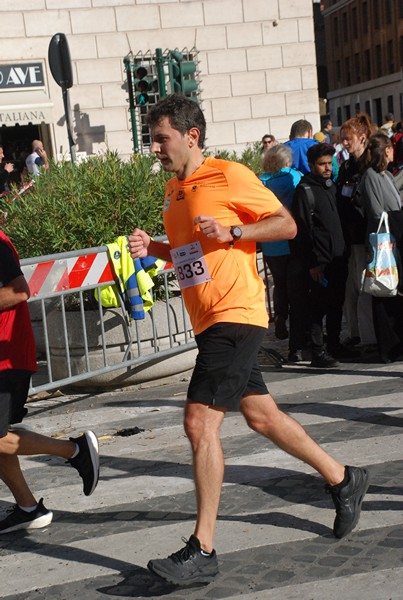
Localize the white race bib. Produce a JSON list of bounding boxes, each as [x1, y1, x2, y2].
[[170, 241, 211, 289]]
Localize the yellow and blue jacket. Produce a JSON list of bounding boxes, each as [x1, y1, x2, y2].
[[96, 236, 165, 319]]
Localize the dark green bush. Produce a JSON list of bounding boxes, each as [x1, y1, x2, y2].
[[3, 150, 172, 259]]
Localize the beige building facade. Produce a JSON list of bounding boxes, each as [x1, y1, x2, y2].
[[0, 0, 320, 163]]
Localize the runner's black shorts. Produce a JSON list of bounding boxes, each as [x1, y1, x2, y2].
[[0, 370, 32, 437], [187, 322, 269, 411]]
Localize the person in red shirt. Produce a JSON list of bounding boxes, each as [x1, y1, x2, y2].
[[0, 229, 100, 533], [128, 94, 370, 586]]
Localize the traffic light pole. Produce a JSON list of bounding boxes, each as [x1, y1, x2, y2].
[[123, 54, 140, 154], [62, 87, 76, 163], [155, 48, 167, 98]]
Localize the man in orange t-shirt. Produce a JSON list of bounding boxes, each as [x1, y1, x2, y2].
[[128, 94, 370, 586]]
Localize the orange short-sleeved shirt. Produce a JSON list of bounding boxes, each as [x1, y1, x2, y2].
[[163, 157, 282, 335]]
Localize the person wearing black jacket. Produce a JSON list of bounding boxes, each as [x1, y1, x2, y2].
[[289, 143, 347, 368], [0, 145, 14, 194]]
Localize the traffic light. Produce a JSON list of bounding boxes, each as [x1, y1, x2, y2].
[[133, 64, 158, 106], [168, 51, 198, 97]]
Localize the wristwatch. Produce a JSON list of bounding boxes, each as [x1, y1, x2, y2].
[[229, 225, 243, 245]]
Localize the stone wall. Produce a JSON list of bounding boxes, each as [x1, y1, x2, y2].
[[0, 0, 320, 158]]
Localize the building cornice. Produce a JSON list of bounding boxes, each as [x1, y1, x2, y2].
[[327, 70, 402, 99], [322, 0, 355, 17]]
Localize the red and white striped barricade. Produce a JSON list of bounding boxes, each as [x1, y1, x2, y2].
[[21, 248, 116, 299]]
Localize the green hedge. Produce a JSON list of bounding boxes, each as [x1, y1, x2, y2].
[[2, 144, 262, 259]]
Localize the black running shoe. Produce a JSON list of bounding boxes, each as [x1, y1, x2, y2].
[[68, 431, 99, 496], [310, 352, 339, 368], [0, 498, 53, 534], [327, 465, 370, 538], [148, 535, 219, 585], [287, 350, 303, 363]]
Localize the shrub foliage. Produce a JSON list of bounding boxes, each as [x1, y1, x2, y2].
[[3, 151, 172, 259]]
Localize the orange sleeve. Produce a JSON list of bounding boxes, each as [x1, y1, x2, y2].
[[222, 160, 283, 221]]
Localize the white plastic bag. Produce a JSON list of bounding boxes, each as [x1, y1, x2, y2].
[[362, 212, 399, 297]]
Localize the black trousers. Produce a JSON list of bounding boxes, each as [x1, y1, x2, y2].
[[372, 295, 403, 362], [264, 255, 290, 320], [288, 256, 348, 355], [288, 257, 310, 353], [310, 257, 348, 356]]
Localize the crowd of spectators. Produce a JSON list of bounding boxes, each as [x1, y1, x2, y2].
[[261, 113, 403, 366]]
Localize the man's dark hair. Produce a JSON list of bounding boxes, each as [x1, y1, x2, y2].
[[307, 142, 335, 165], [289, 119, 313, 139], [385, 112, 394, 122], [147, 94, 206, 148], [321, 118, 332, 129]]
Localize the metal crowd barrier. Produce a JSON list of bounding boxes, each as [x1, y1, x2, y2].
[[21, 244, 196, 395]]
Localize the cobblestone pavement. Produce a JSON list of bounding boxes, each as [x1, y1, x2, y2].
[[1, 333, 403, 599]]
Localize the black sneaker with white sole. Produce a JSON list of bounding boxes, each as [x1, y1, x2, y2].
[[0, 498, 53, 534], [68, 430, 99, 496], [327, 465, 370, 538], [148, 535, 219, 585]]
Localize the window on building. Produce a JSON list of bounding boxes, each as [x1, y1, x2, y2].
[[373, 0, 380, 29], [336, 60, 341, 85], [364, 49, 371, 80], [337, 107, 342, 125], [385, 0, 393, 24], [362, 2, 369, 34], [400, 36, 403, 66], [355, 102, 360, 114], [400, 0, 403, 19], [365, 100, 371, 118], [354, 53, 360, 83], [375, 45, 382, 78], [374, 98, 382, 126], [352, 7, 358, 37], [344, 106, 351, 121], [342, 12, 348, 42], [333, 17, 339, 46], [387, 95, 394, 115], [387, 40, 395, 74], [345, 57, 351, 86]]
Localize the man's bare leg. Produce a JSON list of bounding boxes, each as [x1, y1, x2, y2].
[[240, 393, 345, 485], [0, 429, 75, 459], [0, 454, 36, 506], [184, 401, 226, 553], [0, 429, 76, 507]]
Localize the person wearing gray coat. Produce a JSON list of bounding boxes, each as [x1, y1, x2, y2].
[[357, 132, 403, 362]]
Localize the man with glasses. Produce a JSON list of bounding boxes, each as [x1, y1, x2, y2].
[[261, 134, 277, 153]]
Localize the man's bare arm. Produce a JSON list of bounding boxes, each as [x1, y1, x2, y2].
[[195, 206, 297, 244], [0, 275, 30, 310], [128, 228, 172, 262]]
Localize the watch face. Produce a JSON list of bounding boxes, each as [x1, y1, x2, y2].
[[231, 226, 242, 240]]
